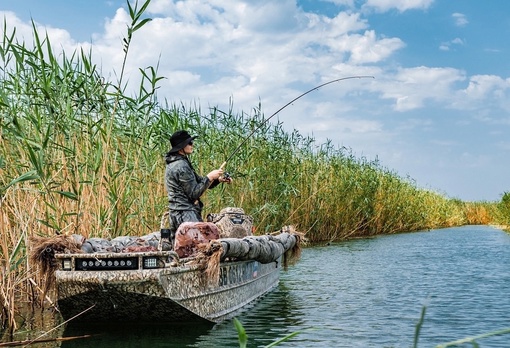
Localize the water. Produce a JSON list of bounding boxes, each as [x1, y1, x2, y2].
[[24, 226, 510, 347]]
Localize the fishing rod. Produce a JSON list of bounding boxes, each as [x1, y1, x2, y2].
[[219, 75, 375, 171]]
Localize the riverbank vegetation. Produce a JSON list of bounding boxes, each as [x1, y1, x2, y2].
[[1, 1, 509, 334]]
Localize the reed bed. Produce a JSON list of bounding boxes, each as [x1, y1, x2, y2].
[[0, 2, 508, 334]]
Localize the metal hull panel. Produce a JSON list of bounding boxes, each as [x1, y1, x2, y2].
[[56, 259, 281, 323]]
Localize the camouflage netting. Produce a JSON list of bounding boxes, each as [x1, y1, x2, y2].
[[29, 232, 171, 298], [220, 228, 302, 267], [192, 227, 303, 287], [29, 226, 304, 293], [80, 232, 171, 253], [193, 240, 224, 287], [29, 235, 83, 297]]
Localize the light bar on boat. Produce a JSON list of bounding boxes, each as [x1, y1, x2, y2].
[[74, 257, 139, 271], [142, 256, 165, 269], [62, 259, 72, 271]]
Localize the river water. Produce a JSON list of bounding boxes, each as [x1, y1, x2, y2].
[[27, 225, 510, 347]]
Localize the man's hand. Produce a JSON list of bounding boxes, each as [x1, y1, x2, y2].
[[219, 175, 233, 184], [207, 169, 224, 181]]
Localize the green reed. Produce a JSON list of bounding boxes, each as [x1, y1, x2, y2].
[[0, 0, 507, 332], [491, 192, 510, 232]]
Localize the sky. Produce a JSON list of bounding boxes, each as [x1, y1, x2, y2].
[[1, 0, 509, 202]]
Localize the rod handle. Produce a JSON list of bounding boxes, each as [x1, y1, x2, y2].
[[219, 161, 227, 170]]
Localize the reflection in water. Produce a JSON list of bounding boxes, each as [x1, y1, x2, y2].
[[57, 281, 300, 348], [0, 307, 66, 348], [61, 320, 214, 348], [191, 283, 303, 347]]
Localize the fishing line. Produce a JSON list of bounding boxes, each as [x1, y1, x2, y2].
[[219, 75, 374, 170]]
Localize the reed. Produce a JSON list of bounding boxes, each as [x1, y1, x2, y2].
[[0, 0, 505, 333], [492, 192, 510, 231]]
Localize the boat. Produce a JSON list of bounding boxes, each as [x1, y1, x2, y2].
[[31, 221, 301, 324]]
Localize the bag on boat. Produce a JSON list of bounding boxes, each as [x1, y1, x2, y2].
[[207, 207, 253, 239], [173, 221, 220, 258]]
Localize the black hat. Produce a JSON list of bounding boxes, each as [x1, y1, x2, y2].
[[168, 130, 197, 153]]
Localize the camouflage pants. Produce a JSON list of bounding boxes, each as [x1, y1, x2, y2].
[[168, 209, 203, 235]]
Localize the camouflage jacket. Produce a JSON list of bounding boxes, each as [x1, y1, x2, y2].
[[164, 154, 219, 212]]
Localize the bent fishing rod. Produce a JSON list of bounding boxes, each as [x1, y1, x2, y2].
[[219, 75, 374, 171]]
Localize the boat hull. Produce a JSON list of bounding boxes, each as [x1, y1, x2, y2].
[[56, 258, 281, 323]]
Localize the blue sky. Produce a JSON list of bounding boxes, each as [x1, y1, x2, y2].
[[1, 0, 509, 202]]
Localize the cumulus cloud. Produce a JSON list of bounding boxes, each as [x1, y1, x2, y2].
[[0, 11, 34, 41], [76, 0, 405, 114], [452, 12, 468, 27], [377, 66, 466, 111], [321, 0, 356, 7], [363, 0, 434, 12], [463, 75, 509, 99], [0, 10, 79, 53], [439, 37, 464, 51], [457, 75, 510, 113], [346, 30, 405, 64]]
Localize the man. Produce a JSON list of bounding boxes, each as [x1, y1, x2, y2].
[[164, 130, 232, 235]]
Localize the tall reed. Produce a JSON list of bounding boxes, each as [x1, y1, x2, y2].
[[492, 192, 510, 231]]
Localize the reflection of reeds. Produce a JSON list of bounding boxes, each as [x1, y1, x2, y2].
[[0, 0, 507, 333]]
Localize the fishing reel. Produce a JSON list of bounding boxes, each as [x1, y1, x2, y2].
[[218, 162, 231, 182], [220, 171, 232, 182]]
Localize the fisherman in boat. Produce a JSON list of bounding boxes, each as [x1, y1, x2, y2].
[[164, 130, 232, 239]]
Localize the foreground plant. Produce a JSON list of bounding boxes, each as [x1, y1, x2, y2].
[[233, 306, 510, 348], [413, 305, 510, 348], [233, 317, 309, 348], [435, 327, 510, 347]]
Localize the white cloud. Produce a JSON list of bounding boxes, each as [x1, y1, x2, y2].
[[0, 11, 78, 53], [363, 0, 434, 12], [322, 0, 356, 7], [346, 30, 405, 64], [439, 37, 464, 51], [75, 1, 403, 114], [462, 75, 510, 100], [452, 12, 468, 27], [463, 75, 510, 99], [378, 69, 510, 115], [377, 66, 466, 111], [0, 11, 33, 41], [455, 75, 510, 113]]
